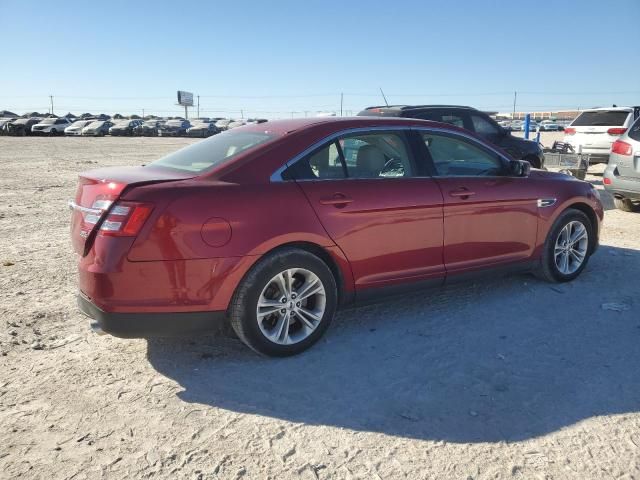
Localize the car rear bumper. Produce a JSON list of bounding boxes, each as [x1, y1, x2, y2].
[[77, 293, 226, 338]]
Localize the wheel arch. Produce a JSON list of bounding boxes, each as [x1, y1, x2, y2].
[[561, 202, 599, 254], [260, 241, 354, 305]]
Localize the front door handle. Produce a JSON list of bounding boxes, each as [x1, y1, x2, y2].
[[319, 193, 353, 207], [449, 188, 476, 198]]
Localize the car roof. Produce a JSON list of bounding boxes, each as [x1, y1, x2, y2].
[[238, 116, 461, 135], [579, 106, 638, 112], [358, 105, 479, 116]]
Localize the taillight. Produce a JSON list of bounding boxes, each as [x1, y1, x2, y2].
[[98, 201, 153, 236], [564, 127, 576, 135], [607, 127, 627, 135], [604, 177, 612, 185], [611, 140, 633, 156]]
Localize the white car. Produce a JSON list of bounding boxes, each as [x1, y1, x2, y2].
[[65, 120, 93, 136], [564, 106, 640, 163], [30, 117, 72, 135], [539, 120, 561, 131]]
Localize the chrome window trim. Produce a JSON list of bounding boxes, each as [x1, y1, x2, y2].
[[269, 125, 513, 182]]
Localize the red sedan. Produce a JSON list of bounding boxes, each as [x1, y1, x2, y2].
[[70, 117, 603, 356]]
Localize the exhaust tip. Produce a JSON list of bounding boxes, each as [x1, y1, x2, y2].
[[90, 321, 107, 336]]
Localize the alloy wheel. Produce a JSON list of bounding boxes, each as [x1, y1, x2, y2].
[[256, 268, 326, 345], [554, 220, 589, 275]]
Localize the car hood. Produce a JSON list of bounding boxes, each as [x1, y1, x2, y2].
[[529, 169, 581, 182]]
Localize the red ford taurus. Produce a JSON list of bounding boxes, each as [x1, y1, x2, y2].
[[70, 117, 603, 356]]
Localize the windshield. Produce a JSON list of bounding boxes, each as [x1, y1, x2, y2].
[[71, 120, 89, 127], [41, 118, 57, 124], [114, 120, 131, 126], [87, 121, 103, 128], [151, 130, 276, 173], [572, 110, 630, 127]]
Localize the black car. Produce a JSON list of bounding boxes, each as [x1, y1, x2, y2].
[[6, 118, 42, 136], [358, 105, 545, 168], [134, 120, 164, 136], [109, 119, 143, 136], [186, 121, 220, 138], [159, 119, 191, 137]]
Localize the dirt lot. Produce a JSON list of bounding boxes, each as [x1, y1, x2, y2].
[[1, 134, 639, 480]]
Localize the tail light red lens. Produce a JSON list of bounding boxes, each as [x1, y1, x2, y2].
[[611, 140, 633, 156], [99, 201, 153, 237], [564, 127, 576, 135], [607, 128, 627, 135], [603, 177, 612, 185]]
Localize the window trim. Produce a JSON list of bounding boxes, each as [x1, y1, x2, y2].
[[274, 127, 419, 182]]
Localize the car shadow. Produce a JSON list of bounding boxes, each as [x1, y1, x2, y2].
[[147, 245, 640, 443]]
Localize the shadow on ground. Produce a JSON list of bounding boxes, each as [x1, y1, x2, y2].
[[147, 246, 640, 443]]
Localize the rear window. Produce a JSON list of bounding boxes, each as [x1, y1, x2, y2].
[[572, 110, 630, 127], [151, 130, 275, 173]]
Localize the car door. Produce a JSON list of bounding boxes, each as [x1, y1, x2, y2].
[[415, 129, 539, 274], [285, 129, 445, 293]]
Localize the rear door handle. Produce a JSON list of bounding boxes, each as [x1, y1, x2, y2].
[[449, 188, 476, 198], [319, 193, 353, 207]]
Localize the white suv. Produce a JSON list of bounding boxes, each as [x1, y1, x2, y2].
[[30, 117, 72, 135], [564, 107, 640, 163]]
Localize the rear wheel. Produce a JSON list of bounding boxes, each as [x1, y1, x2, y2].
[[536, 209, 593, 283], [614, 197, 638, 212], [50, 128, 57, 136], [229, 248, 337, 356]]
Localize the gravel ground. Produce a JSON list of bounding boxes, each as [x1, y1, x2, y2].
[[0, 134, 639, 480]]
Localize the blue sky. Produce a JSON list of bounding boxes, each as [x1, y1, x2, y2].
[[1, 0, 638, 118]]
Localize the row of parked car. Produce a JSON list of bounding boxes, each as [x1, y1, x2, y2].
[[0, 116, 267, 137], [497, 119, 570, 132]]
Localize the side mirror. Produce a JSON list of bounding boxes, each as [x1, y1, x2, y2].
[[509, 159, 530, 177]]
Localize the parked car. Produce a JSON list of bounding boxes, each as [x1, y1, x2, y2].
[[0, 117, 16, 135], [70, 117, 603, 356], [214, 119, 234, 131], [134, 120, 164, 137], [563, 107, 640, 163], [109, 119, 143, 136], [227, 120, 247, 130], [6, 117, 42, 136], [31, 117, 72, 135], [186, 121, 219, 138], [510, 120, 524, 131], [159, 119, 191, 136], [539, 120, 561, 131], [603, 115, 640, 212], [65, 120, 94, 136], [359, 105, 545, 168], [82, 120, 113, 136]]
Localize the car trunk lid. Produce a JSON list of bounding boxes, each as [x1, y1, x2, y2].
[[69, 166, 195, 255]]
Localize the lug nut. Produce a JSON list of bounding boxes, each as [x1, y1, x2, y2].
[[280, 309, 286, 314], [291, 293, 297, 299], [281, 298, 287, 303], [296, 302, 301, 307]]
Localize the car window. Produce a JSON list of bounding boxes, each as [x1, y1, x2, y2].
[[286, 132, 413, 180], [339, 132, 412, 178], [421, 133, 504, 177], [413, 111, 465, 128], [470, 114, 500, 136], [571, 111, 630, 126], [287, 142, 346, 180]]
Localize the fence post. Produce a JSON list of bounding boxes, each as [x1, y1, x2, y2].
[[524, 113, 531, 139]]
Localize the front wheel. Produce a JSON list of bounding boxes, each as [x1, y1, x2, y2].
[[536, 209, 593, 283], [229, 248, 337, 356]]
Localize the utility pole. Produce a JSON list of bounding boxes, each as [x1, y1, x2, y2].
[[240, 109, 244, 119], [49, 95, 54, 115], [340, 93, 344, 117], [197, 95, 200, 118], [512, 91, 517, 118], [142, 108, 145, 118]]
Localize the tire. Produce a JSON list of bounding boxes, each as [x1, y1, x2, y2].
[[614, 197, 638, 213], [524, 155, 541, 169], [229, 248, 338, 357], [50, 129, 57, 136], [98, 131, 105, 137], [536, 208, 593, 283]]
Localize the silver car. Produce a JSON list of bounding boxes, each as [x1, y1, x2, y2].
[[603, 116, 640, 212]]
